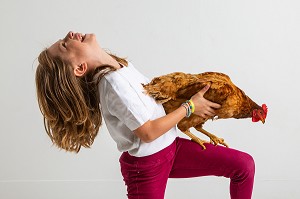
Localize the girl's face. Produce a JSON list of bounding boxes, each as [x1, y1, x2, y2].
[[48, 31, 102, 74]]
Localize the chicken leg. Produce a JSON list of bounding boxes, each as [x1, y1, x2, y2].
[[194, 125, 229, 148], [183, 130, 209, 150]]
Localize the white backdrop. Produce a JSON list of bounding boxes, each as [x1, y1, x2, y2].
[[1, 0, 300, 198]]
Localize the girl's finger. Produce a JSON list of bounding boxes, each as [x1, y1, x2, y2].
[[205, 110, 215, 117], [197, 83, 211, 96], [209, 101, 222, 109], [206, 107, 216, 115]]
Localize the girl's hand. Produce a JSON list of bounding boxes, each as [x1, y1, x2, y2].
[[190, 83, 221, 118]]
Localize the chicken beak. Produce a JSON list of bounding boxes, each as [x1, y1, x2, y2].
[[260, 117, 265, 124]]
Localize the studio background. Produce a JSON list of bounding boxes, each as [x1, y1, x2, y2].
[[1, 0, 299, 198]]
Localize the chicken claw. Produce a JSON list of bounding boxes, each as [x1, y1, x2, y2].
[[183, 130, 209, 150], [194, 126, 229, 148], [208, 134, 229, 148], [191, 137, 210, 150]]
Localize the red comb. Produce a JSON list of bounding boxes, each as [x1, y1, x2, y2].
[[262, 104, 268, 116]]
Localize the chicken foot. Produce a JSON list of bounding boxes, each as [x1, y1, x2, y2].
[[183, 130, 210, 150], [194, 126, 229, 148]]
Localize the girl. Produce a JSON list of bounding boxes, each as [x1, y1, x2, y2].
[[35, 31, 255, 199]]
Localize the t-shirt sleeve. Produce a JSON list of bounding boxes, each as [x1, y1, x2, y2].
[[104, 80, 151, 131]]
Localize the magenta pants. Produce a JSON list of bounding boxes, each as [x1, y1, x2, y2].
[[119, 137, 255, 199]]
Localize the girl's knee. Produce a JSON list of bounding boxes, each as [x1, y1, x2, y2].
[[243, 153, 255, 174], [236, 152, 255, 179]]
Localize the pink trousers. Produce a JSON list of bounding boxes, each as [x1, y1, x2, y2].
[[119, 137, 255, 199]]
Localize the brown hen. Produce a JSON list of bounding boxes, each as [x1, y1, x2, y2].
[[143, 72, 267, 149]]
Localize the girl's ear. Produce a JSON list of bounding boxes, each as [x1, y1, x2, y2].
[[74, 63, 88, 77]]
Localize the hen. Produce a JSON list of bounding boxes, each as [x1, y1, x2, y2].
[[143, 72, 268, 149]]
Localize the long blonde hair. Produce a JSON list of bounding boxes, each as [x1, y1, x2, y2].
[[35, 49, 127, 153]]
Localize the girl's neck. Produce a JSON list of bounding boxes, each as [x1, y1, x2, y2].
[[97, 50, 122, 70]]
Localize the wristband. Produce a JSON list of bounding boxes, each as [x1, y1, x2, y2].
[[186, 100, 195, 114], [181, 102, 192, 118], [188, 100, 195, 113]]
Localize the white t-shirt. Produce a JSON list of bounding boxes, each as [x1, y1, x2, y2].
[[98, 62, 177, 157]]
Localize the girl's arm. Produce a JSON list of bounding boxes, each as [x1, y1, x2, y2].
[[134, 83, 221, 143], [133, 105, 186, 143]]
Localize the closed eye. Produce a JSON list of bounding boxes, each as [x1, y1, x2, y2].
[[62, 42, 67, 48]]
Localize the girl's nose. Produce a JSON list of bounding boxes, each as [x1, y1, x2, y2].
[[74, 32, 83, 41], [67, 31, 74, 39]]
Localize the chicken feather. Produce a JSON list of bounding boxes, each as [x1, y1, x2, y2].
[[143, 72, 267, 149]]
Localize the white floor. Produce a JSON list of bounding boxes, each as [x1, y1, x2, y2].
[[1, 178, 299, 199]]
